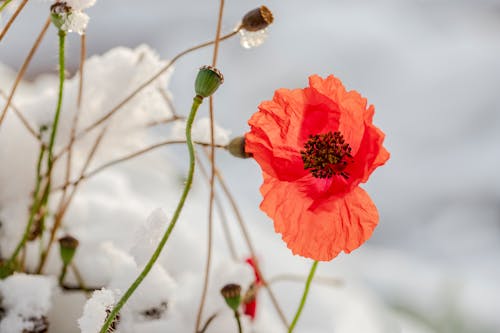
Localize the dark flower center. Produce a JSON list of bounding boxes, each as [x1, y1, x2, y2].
[[301, 131, 353, 179]]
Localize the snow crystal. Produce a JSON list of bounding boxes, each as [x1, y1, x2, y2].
[[78, 288, 117, 333], [61, 11, 89, 35], [66, 0, 97, 11]]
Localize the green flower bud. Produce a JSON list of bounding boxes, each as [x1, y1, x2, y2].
[[242, 6, 274, 32], [220, 283, 242, 311], [58, 235, 79, 266], [227, 136, 252, 159], [195, 65, 224, 98]]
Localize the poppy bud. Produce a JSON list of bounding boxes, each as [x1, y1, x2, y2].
[[194, 65, 224, 98], [220, 283, 241, 311], [227, 136, 252, 159], [241, 6, 274, 32], [50, 2, 71, 30], [58, 235, 79, 266]]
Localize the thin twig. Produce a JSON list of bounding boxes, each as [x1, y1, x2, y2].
[[58, 34, 87, 224], [0, 16, 51, 128], [0, 0, 28, 42], [74, 30, 240, 141], [214, 167, 290, 328], [195, 1, 225, 331], [37, 126, 108, 274], [145, 115, 183, 128], [198, 313, 218, 333], [51, 140, 225, 193], [196, 155, 238, 260], [268, 274, 343, 288], [0, 89, 40, 141], [77, 34, 86, 109]]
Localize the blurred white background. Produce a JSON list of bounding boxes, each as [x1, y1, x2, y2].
[[1, 0, 500, 332]]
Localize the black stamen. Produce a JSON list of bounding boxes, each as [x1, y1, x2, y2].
[[300, 131, 353, 179]]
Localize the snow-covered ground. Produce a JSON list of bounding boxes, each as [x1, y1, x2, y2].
[[1, 0, 499, 332]]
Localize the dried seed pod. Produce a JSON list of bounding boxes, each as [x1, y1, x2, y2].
[[241, 6, 274, 32]]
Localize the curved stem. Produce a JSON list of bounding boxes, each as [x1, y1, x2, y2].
[[47, 30, 66, 168], [288, 261, 319, 333], [99, 95, 203, 333], [234, 310, 243, 333]]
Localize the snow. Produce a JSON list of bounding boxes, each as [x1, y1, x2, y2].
[[0, 274, 55, 333], [78, 288, 116, 333], [1, 0, 499, 332]]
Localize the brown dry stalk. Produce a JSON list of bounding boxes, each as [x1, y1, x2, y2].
[[0, 89, 40, 140], [195, 0, 225, 331], [75, 30, 240, 141], [58, 34, 87, 228], [214, 167, 290, 328], [0, 16, 51, 128], [0, 0, 28, 42], [51, 140, 225, 192], [196, 154, 238, 260], [268, 274, 343, 288], [37, 126, 108, 274]]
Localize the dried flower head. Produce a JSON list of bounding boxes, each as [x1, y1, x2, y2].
[[241, 6, 274, 32]]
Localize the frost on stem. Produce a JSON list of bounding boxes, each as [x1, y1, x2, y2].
[[79, 289, 118, 333], [50, 0, 96, 35]]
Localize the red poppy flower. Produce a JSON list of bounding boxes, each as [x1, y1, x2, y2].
[[245, 75, 389, 261]]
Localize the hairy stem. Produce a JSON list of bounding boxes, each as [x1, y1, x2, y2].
[[99, 95, 203, 333], [288, 261, 319, 333]]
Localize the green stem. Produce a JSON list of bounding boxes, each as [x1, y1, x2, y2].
[[59, 262, 68, 285], [0, 144, 46, 278], [32, 30, 65, 274], [99, 95, 204, 333], [47, 29, 66, 169], [288, 261, 319, 333], [0, 0, 13, 13], [234, 310, 243, 333]]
